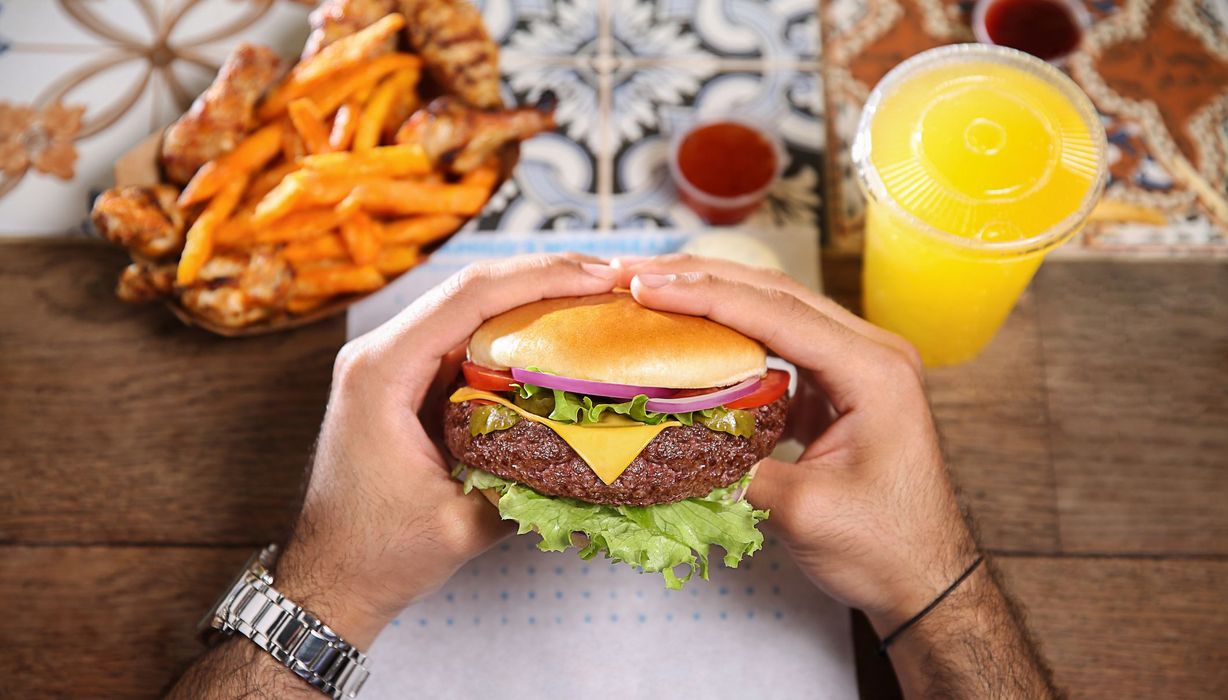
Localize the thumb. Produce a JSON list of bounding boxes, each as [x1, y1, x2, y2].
[[746, 456, 840, 533], [744, 457, 804, 513]]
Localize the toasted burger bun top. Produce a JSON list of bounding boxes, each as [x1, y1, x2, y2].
[[468, 292, 766, 389]]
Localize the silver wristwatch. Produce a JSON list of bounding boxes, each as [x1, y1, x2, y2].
[[199, 544, 370, 699]]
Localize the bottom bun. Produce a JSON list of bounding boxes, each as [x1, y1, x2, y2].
[[478, 487, 501, 509]]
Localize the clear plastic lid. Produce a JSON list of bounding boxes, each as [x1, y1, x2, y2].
[[852, 44, 1107, 255]]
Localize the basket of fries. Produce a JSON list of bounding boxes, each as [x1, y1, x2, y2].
[[91, 3, 554, 336]]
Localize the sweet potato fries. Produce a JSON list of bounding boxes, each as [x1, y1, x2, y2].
[[92, 0, 555, 332]]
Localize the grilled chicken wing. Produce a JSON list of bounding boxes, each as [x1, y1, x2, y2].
[[303, 0, 398, 59], [116, 262, 177, 302], [161, 43, 281, 184], [400, 0, 502, 109], [92, 185, 187, 259], [395, 93, 555, 173], [178, 249, 292, 328]]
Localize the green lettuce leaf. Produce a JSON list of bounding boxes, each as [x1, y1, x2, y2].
[[514, 382, 754, 437], [458, 466, 768, 589]]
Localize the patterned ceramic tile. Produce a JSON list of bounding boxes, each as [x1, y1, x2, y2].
[[470, 126, 602, 230], [609, 0, 821, 64], [822, 0, 1228, 256], [478, 0, 600, 60], [608, 69, 824, 232], [0, 0, 310, 235], [479, 0, 826, 232]]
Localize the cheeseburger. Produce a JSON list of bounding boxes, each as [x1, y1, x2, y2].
[[445, 292, 789, 588]]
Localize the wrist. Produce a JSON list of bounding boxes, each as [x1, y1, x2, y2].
[[274, 543, 401, 649], [868, 555, 991, 643], [866, 538, 982, 636]]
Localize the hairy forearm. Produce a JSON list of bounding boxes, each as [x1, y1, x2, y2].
[[167, 637, 318, 700], [168, 548, 390, 699], [877, 560, 1058, 699]]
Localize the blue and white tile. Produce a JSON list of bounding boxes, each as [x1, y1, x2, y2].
[[607, 59, 718, 154], [609, 69, 825, 234], [478, 0, 601, 61], [611, 0, 820, 63], [470, 63, 603, 231], [472, 131, 602, 231]]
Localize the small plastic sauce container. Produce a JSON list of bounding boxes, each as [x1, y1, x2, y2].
[[669, 119, 783, 225], [972, 0, 1090, 63]]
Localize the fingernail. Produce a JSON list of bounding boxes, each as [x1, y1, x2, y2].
[[635, 273, 676, 289], [611, 255, 650, 268], [581, 262, 618, 279]]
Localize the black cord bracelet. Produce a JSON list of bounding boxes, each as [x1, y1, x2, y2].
[[876, 555, 985, 656]]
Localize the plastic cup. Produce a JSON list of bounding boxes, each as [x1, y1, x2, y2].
[[971, 0, 1092, 64], [669, 118, 785, 225], [852, 44, 1106, 366]]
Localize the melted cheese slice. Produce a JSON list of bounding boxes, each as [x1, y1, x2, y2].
[[450, 387, 680, 485]]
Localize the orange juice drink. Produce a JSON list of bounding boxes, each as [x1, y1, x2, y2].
[[853, 44, 1106, 366]]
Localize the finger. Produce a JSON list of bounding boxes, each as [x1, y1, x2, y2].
[[616, 253, 921, 371], [556, 251, 610, 265], [419, 344, 466, 450], [785, 374, 837, 444], [355, 254, 619, 402], [744, 457, 812, 513], [430, 345, 467, 398], [451, 486, 518, 552], [630, 271, 906, 412]]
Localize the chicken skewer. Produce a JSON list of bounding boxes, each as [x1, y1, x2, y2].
[[396, 93, 556, 173], [92, 185, 187, 259], [161, 43, 281, 184], [302, 0, 398, 59], [399, 0, 502, 109], [95, 3, 552, 331], [178, 249, 293, 328]]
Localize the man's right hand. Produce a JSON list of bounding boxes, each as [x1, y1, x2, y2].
[[615, 255, 1056, 698], [616, 254, 976, 624]]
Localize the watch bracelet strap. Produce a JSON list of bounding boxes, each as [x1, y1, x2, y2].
[[226, 574, 370, 698]]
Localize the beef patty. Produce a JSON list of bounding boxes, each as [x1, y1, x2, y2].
[[443, 394, 787, 505]]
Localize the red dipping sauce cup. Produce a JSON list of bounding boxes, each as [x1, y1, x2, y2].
[[668, 118, 785, 226], [972, 0, 1091, 64]]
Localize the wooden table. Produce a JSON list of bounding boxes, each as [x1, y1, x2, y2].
[[2, 239, 1226, 698]]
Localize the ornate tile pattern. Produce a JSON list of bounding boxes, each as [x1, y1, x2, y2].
[[822, 0, 1228, 256], [0, 0, 312, 235], [475, 0, 826, 233], [607, 68, 823, 231], [4, 0, 1224, 257], [0, 0, 825, 239]]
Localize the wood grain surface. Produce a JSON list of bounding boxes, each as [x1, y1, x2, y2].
[[1035, 262, 1228, 555], [998, 555, 1228, 697], [0, 546, 248, 699], [0, 240, 343, 546], [3, 242, 1226, 698], [928, 291, 1060, 553]]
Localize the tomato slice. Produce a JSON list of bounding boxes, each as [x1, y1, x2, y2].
[[667, 369, 789, 409], [461, 361, 516, 393], [724, 369, 790, 409], [460, 362, 789, 408]]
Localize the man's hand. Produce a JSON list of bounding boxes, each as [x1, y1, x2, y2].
[[614, 254, 1056, 698], [169, 254, 620, 698]]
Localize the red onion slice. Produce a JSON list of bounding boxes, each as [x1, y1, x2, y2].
[[644, 376, 761, 413], [510, 367, 676, 399]]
